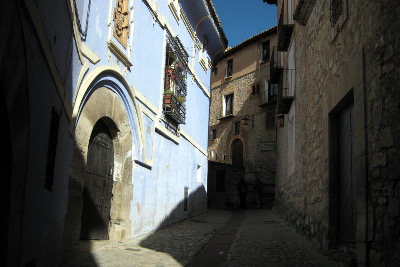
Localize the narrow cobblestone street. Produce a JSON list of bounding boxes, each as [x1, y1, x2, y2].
[[64, 209, 337, 267]]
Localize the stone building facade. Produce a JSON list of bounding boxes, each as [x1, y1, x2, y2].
[[265, 0, 400, 265], [208, 27, 278, 209], [0, 0, 226, 265]]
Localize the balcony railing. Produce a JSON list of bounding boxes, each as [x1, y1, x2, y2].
[[270, 46, 283, 84], [277, 69, 295, 114], [163, 93, 186, 124], [165, 65, 187, 95], [278, 0, 294, 51]]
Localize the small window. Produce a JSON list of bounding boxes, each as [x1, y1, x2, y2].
[[225, 58, 233, 77], [233, 121, 240, 134], [211, 129, 217, 139], [261, 40, 270, 62], [252, 83, 260, 95], [214, 67, 218, 75], [222, 154, 227, 161], [269, 82, 278, 96], [224, 93, 233, 116]]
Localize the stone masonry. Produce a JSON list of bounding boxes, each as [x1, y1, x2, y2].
[[270, 0, 400, 265], [209, 28, 278, 209]]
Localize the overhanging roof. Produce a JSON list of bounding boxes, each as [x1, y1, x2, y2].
[[179, 0, 228, 64]]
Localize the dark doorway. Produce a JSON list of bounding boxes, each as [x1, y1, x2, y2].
[[337, 102, 356, 243], [80, 119, 114, 240], [231, 139, 243, 167]]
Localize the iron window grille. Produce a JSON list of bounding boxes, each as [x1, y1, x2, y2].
[[330, 0, 342, 27], [163, 32, 189, 124]]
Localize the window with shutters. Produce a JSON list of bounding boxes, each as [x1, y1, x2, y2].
[[225, 58, 233, 77], [260, 40, 270, 62], [224, 93, 234, 116]]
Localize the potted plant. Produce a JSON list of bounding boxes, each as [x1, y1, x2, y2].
[[177, 96, 186, 104], [166, 67, 175, 79], [163, 90, 174, 104]]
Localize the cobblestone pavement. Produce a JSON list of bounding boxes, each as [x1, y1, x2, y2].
[[63, 208, 337, 267], [225, 209, 336, 267]]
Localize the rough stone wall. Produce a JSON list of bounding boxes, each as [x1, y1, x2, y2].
[[209, 64, 276, 180], [274, 0, 400, 264], [362, 1, 400, 264], [209, 37, 278, 207]]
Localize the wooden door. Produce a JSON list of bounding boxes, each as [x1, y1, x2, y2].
[[80, 119, 114, 240], [232, 139, 243, 167], [337, 102, 356, 243]]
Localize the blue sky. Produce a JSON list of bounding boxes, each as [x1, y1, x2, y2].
[[212, 0, 277, 47]]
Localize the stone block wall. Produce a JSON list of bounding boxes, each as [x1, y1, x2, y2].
[[209, 64, 276, 183], [273, 0, 400, 264]]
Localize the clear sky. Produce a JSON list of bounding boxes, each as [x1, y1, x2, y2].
[[212, 0, 277, 48]]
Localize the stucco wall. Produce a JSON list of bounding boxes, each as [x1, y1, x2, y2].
[[2, 0, 224, 265]]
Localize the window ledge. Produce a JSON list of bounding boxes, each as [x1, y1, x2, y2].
[[218, 114, 235, 120]]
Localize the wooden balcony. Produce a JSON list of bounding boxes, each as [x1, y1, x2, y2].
[[278, 1, 294, 52]]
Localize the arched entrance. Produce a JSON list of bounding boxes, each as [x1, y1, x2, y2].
[[80, 118, 114, 240], [231, 138, 243, 167], [64, 84, 137, 253]]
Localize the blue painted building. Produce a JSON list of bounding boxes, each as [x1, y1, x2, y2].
[[1, 0, 227, 265]]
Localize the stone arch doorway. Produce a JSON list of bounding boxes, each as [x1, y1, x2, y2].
[[64, 85, 136, 251], [80, 118, 115, 240], [231, 138, 243, 167]]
